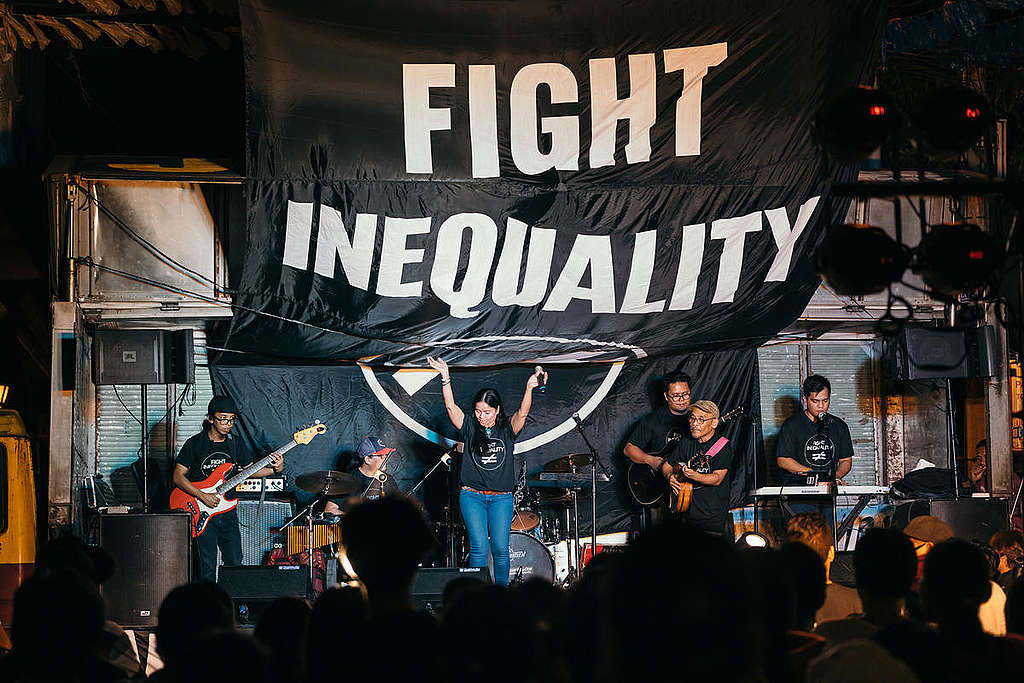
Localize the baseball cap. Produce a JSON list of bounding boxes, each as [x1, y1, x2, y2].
[[207, 395, 238, 415], [690, 400, 720, 419], [357, 436, 395, 460], [903, 515, 954, 543]]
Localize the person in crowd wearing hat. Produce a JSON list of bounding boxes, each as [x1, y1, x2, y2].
[[665, 399, 735, 535], [172, 395, 284, 582], [324, 436, 400, 515], [901, 513, 954, 620]]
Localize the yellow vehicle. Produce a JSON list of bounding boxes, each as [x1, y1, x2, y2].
[[0, 409, 36, 628]]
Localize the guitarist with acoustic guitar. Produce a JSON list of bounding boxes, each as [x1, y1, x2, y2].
[[172, 396, 285, 582], [624, 371, 695, 526], [669, 400, 735, 536]]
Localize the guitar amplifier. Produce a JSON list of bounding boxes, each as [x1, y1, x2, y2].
[[233, 476, 286, 499], [236, 500, 292, 565], [411, 567, 491, 613]]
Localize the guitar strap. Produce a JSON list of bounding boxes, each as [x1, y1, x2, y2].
[[701, 436, 729, 465]]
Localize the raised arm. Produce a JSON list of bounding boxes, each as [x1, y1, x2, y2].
[[510, 368, 545, 435], [427, 356, 464, 430]]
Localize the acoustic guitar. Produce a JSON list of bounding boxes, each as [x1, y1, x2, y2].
[[626, 406, 744, 507]]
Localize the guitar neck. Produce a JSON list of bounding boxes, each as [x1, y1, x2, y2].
[[217, 439, 298, 494]]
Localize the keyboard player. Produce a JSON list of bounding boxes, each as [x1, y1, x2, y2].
[[775, 375, 853, 522]]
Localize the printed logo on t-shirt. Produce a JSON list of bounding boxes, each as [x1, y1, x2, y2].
[[474, 437, 507, 471], [803, 433, 835, 469], [199, 450, 233, 479]]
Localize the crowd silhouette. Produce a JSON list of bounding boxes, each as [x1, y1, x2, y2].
[[1, 497, 1023, 682]]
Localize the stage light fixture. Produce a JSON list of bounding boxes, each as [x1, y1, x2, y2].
[[814, 86, 902, 161], [913, 223, 1001, 296], [913, 86, 993, 153], [816, 223, 909, 295], [736, 532, 770, 549]]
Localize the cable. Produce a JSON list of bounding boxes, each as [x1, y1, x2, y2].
[[112, 385, 143, 426], [70, 180, 233, 293]]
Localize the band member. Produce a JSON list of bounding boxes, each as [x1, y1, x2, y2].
[[669, 400, 734, 535], [172, 396, 283, 582], [775, 375, 853, 486], [325, 436, 399, 515], [426, 356, 544, 586], [623, 370, 693, 470]]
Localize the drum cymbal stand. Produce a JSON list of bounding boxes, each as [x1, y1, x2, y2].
[[278, 486, 328, 596]]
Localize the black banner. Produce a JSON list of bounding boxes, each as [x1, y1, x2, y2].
[[231, 0, 885, 365], [212, 349, 761, 533]]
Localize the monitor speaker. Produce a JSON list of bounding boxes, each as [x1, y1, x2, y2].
[[411, 566, 491, 612], [889, 327, 970, 380], [218, 566, 309, 625], [92, 329, 194, 385], [100, 513, 191, 628], [893, 498, 1008, 541]]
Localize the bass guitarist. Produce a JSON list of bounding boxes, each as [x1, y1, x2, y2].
[[624, 371, 694, 526], [670, 400, 734, 536], [172, 396, 283, 582]]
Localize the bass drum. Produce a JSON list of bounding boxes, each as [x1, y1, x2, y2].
[[488, 531, 555, 584]]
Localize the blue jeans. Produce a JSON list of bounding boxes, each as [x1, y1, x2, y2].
[[459, 488, 514, 586]]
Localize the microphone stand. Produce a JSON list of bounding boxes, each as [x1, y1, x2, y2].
[[573, 415, 611, 573], [277, 488, 327, 597], [407, 449, 454, 496], [820, 413, 841, 553]]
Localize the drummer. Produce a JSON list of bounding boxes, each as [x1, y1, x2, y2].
[[324, 436, 399, 515]]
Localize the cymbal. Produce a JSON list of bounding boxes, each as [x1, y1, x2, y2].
[[295, 470, 362, 496], [542, 453, 593, 473], [535, 488, 588, 506]]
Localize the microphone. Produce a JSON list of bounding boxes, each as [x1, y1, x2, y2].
[[534, 365, 546, 393], [440, 451, 453, 469], [572, 412, 582, 426]]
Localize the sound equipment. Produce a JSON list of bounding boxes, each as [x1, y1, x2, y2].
[[971, 325, 998, 378], [411, 566, 491, 612], [236, 500, 292, 565], [99, 512, 191, 628], [92, 329, 194, 385], [893, 498, 1008, 540], [889, 327, 970, 380], [218, 565, 309, 625]]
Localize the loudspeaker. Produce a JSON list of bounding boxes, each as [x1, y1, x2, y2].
[[894, 498, 1008, 541], [218, 566, 309, 625], [889, 327, 970, 380], [100, 512, 191, 628], [971, 325, 998, 378], [411, 566, 491, 612], [92, 329, 194, 385], [236, 500, 292, 565]]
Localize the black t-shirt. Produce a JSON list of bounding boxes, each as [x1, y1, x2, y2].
[[672, 431, 734, 529], [775, 412, 854, 485], [329, 468, 399, 509], [174, 430, 253, 484], [459, 418, 517, 492], [626, 404, 692, 458]]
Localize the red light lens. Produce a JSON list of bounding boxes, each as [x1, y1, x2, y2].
[[869, 105, 886, 116], [965, 107, 980, 119], [969, 250, 984, 260]]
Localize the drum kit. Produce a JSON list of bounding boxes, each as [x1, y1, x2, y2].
[[281, 449, 610, 588]]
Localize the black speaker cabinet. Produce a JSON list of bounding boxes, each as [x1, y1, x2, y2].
[[92, 329, 194, 385], [411, 566, 491, 612], [894, 498, 1008, 541], [100, 512, 191, 628], [218, 566, 309, 625], [890, 327, 970, 380]]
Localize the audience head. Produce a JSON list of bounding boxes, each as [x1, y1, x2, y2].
[[990, 530, 1024, 575], [970, 539, 1000, 580], [920, 539, 992, 623], [786, 512, 834, 568], [903, 515, 953, 560], [11, 572, 104, 675], [254, 596, 311, 682], [156, 582, 234, 668], [780, 541, 827, 629], [307, 586, 367, 680], [853, 527, 917, 599], [34, 534, 115, 588], [190, 630, 269, 683], [341, 494, 433, 602], [1006, 581, 1024, 636]]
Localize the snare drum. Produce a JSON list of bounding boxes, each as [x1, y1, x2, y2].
[[488, 531, 556, 584]]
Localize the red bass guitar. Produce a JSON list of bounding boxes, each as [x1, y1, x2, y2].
[[170, 421, 328, 538]]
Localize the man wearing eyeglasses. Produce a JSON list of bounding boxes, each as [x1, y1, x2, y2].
[[173, 395, 284, 582], [668, 400, 735, 535]]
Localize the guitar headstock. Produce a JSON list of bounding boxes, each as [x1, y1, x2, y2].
[[720, 406, 745, 423], [293, 420, 329, 445]]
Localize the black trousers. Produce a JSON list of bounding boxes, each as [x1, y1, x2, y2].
[[194, 507, 242, 582]]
